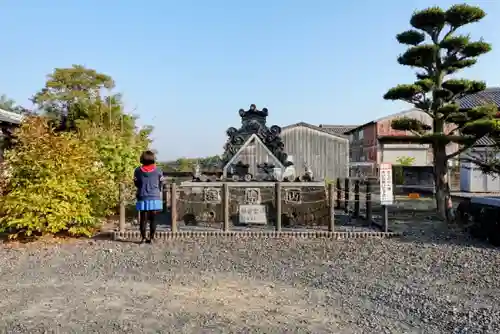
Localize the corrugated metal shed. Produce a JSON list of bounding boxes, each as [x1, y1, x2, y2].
[[281, 122, 349, 180], [460, 149, 500, 192]]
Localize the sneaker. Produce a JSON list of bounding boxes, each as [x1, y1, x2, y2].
[[145, 239, 152, 244]]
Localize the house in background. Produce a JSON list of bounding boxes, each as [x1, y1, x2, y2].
[[343, 108, 457, 173], [458, 88, 500, 192], [344, 89, 500, 168], [342, 87, 500, 189], [0, 108, 23, 161], [460, 138, 500, 192]]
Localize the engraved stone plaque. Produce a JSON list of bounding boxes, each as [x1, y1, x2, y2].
[[203, 187, 221, 203], [285, 188, 302, 204], [244, 188, 261, 205], [239, 205, 267, 224]]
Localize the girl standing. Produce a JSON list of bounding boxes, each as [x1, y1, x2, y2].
[[134, 150, 163, 243]]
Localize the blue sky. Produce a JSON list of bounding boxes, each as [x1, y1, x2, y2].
[[2, 0, 499, 160]]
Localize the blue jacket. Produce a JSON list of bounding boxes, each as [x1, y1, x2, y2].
[[134, 165, 163, 201]]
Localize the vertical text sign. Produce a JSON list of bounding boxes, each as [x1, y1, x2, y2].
[[379, 163, 394, 205]]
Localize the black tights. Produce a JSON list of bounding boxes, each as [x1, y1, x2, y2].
[[139, 211, 157, 240]]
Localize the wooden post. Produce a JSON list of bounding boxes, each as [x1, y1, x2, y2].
[[223, 183, 230, 232], [366, 178, 373, 225], [119, 182, 126, 232], [170, 183, 178, 232], [383, 205, 389, 233], [162, 183, 169, 214], [336, 178, 341, 209], [344, 178, 350, 213], [354, 179, 360, 218], [275, 182, 282, 232], [166, 184, 170, 211], [328, 182, 335, 232]]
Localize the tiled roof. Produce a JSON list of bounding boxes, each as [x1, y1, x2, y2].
[[0, 108, 22, 125], [458, 87, 500, 109], [457, 88, 500, 147], [318, 124, 359, 136]]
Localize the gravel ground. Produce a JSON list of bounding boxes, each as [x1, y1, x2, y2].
[[1, 225, 500, 334]]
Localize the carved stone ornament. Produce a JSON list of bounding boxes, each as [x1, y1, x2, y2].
[[221, 104, 293, 172], [284, 188, 302, 204], [203, 187, 221, 203], [244, 188, 261, 204]]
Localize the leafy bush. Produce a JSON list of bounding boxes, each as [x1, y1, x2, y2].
[[0, 162, 11, 196], [0, 66, 154, 239], [79, 125, 150, 205], [0, 116, 115, 238]]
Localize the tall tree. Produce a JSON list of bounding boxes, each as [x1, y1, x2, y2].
[[0, 94, 16, 111], [0, 94, 26, 114], [383, 4, 500, 220], [32, 65, 153, 182], [32, 65, 146, 137], [32, 65, 115, 130]]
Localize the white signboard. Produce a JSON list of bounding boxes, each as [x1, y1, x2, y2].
[[379, 163, 394, 205], [239, 205, 267, 224]]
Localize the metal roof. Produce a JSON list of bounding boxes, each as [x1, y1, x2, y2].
[[282, 122, 348, 140], [0, 108, 23, 125], [343, 108, 422, 134], [318, 124, 359, 136]]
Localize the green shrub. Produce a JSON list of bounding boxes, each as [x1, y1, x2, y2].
[[80, 127, 148, 206], [0, 116, 115, 239]]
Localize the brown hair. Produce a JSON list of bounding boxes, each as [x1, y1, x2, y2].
[[140, 150, 156, 165]]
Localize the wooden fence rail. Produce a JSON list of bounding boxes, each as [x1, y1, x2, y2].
[[118, 178, 383, 233], [167, 181, 335, 233]]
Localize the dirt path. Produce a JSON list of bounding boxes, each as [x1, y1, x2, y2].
[[0, 232, 499, 333]]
